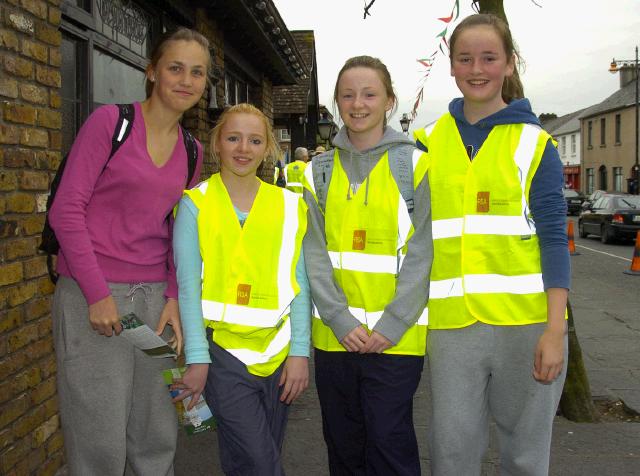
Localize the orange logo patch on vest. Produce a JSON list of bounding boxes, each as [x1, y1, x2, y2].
[[477, 191, 490, 213], [352, 230, 366, 250], [236, 284, 251, 305]]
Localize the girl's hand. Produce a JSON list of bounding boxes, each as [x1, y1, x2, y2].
[[171, 363, 209, 410], [279, 356, 309, 404], [360, 331, 392, 354], [156, 298, 183, 356], [533, 326, 566, 384], [340, 326, 370, 352], [88, 295, 121, 336]]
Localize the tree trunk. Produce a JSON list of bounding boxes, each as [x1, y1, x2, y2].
[[559, 300, 598, 422]]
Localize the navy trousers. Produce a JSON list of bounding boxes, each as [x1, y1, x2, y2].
[[314, 349, 424, 476]]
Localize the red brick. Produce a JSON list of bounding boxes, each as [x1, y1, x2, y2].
[[0, 308, 23, 334], [20, 127, 49, 147], [8, 280, 38, 307], [19, 83, 48, 105], [32, 414, 58, 448], [34, 150, 59, 170], [0, 124, 21, 145], [35, 22, 61, 46], [6, 192, 35, 213], [0, 394, 29, 428], [48, 7, 61, 25], [37, 355, 57, 380], [0, 262, 23, 287], [49, 130, 61, 150], [0, 428, 13, 452], [49, 46, 61, 67], [45, 429, 63, 453], [8, 322, 40, 352], [37, 452, 64, 476], [0, 439, 29, 475], [23, 257, 48, 280], [3, 55, 34, 79], [49, 90, 61, 108], [21, 38, 49, 63], [3, 148, 36, 168], [20, 170, 49, 190], [37, 108, 61, 129], [5, 237, 39, 260], [35, 65, 61, 88], [12, 405, 46, 438], [0, 77, 19, 99], [21, 0, 48, 20], [0, 29, 20, 52], [0, 170, 19, 191], [16, 214, 45, 235]]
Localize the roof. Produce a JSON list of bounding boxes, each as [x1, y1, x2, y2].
[[546, 108, 587, 136], [579, 80, 637, 120], [272, 31, 316, 115]]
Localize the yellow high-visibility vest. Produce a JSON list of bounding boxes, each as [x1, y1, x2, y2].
[[285, 160, 307, 194], [304, 149, 428, 356], [426, 113, 553, 329], [185, 173, 307, 376]]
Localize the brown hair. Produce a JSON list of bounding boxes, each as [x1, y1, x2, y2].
[[449, 13, 524, 104], [209, 103, 279, 175], [333, 55, 398, 128], [145, 27, 211, 98]]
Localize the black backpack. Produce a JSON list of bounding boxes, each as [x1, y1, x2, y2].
[[39, 103, 199, 283]]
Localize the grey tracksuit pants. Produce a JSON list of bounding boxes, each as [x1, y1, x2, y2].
[[427, 321, 567, 476], [52, 277, 178, 476]]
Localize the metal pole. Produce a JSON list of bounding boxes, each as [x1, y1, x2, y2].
[[635, 45, 639, 193]]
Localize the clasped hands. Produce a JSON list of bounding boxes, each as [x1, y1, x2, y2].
[[341, 326, 392, 354]]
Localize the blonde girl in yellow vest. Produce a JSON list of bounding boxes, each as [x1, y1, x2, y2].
[[303, 56, 432, 475], [416, 14, 569, 475], [172, 103, 311, 475]]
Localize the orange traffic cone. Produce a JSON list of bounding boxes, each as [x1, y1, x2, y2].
[[623, 231, 640, 276], [567, 220, 580, 256]]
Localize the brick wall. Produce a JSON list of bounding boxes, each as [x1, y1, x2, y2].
[[0, 0, 65, 475]]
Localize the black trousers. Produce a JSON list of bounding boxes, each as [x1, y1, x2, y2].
[[314, 349, 424, 476]]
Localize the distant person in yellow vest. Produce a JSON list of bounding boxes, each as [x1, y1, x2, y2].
[[172, 103, 311, 475], [303, 56, 432, 475], [414, 14, 568, 476], [284, 146, 309, 194]]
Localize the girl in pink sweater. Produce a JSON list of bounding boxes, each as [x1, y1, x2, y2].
[[49, 28, 209, 475]]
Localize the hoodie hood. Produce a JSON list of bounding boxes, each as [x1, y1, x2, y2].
[[449, 97, 542, 129], [332, 125, 415, 156]]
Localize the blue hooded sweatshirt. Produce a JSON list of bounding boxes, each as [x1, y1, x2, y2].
[[419, 98, 570, 290]]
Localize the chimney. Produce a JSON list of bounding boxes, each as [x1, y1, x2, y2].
[[619, 65, 638, 88]]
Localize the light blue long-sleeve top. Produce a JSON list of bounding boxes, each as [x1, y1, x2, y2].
[[173, 195, 311, 365]]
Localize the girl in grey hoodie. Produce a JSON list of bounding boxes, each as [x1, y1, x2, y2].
[[303, 55, 432, 475]]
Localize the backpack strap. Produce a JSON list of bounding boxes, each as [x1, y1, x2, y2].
[[108, 104, 135, 166], [311, 150, 335, 213], [181, 127, 198, 187], [388, 143, 416, 217], [310, 145, 416, 220]]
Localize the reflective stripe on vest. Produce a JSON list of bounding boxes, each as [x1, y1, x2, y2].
[[308, 149, 427, 355], [426, 114, 550, 329], [185, 174, 306, 376]]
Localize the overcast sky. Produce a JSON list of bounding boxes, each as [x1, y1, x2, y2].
[[275, 0, 640, 132]]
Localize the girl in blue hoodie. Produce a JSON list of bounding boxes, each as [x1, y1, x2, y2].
[[415, 14, 569, 476]]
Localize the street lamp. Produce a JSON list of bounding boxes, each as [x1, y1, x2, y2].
[[609, 46, 639, 194], [318, 112, 333, 148], [399, 113, 411, 135]]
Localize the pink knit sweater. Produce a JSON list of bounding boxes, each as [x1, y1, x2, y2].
[[49, 102, 202, 305]]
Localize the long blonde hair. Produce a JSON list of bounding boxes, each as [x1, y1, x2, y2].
[[209, 103, 279, 175]]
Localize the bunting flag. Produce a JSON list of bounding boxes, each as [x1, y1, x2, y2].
[[411, 0, 460, 119]]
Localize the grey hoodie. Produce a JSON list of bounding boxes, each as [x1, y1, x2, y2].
[[303, 126, 433, 346]]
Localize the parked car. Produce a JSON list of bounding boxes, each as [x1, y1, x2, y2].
[[578, 194, 640, 243], [581, 189, 606, 211], [563, 188, 585, 215]]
